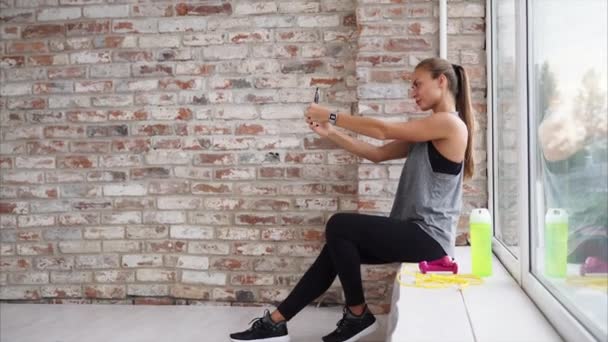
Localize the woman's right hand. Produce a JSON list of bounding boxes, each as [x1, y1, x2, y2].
[[308, 120, 333, 138], [538, 111, 587, 161]]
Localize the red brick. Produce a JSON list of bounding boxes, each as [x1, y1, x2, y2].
[[231, 274, 274, 286], [175, 2, 232, 16], [112, 19, 157, 34], [84, 285, 126, 299], [191, 183, 232, 194], [7, 97, 47, 109], [22, 24, 65, 39], [385, 38, 432, 51], [236, 214, 277, 226], [57, 156, 97, 168], [211, 258, 249, 271], [1, 56, 25, 68], [133, 297, 175, 305], [8, 41, 48, 53], [27, 141, 67, 154], [158, 79, 198, 90], [147, 240, 186, 253]]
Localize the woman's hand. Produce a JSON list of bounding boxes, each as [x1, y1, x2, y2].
[[305, 103, 331, 123], [306, 117, 333, 138], [538, 111, 587, 161]]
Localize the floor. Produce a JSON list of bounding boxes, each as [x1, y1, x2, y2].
[[0, 303, 387, 342], [0, 247, 586, 342]]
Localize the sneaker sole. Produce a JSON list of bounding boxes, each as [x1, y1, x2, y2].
[[230, 335, 290, 342], [341, 320, 379, 342]]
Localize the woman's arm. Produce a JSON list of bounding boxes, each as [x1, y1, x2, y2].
[[309, 122, 410, 163], [305, 104, 459, 142], [538, 112, 588, 161]]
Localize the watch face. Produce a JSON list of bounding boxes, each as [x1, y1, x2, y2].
[[329, 113, 337, 124]]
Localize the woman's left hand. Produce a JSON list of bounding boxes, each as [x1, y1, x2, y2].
[[305, 103, 331, 123]]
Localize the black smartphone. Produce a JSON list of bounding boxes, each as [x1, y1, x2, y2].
[[314, 87, 320, 104]]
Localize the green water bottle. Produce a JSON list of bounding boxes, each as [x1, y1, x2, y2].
[[544, 208, 568, 278], [470, 208, 492, 277]]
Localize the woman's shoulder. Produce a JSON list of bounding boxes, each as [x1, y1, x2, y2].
[[431, 112, 468, 137]]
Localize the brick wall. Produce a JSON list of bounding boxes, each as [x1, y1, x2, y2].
[[0, 0, 487, 314]]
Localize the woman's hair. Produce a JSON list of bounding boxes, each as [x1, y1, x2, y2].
[[415, 57, 475, 180]]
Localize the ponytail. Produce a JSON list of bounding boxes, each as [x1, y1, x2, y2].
[[452, 64, 475, 180]]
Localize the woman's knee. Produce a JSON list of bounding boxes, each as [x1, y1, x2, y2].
[[326, 213, 350, 240]]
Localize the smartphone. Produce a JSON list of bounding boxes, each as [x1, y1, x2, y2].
[[314, 87, 320, 104]]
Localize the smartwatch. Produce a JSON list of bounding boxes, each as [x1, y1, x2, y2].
[[328, 112, 338, 125]]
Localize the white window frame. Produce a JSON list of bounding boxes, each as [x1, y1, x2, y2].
[[487, 0, 603, 341]]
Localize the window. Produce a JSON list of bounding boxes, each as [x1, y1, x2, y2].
[[529, 0, 608, 339], [493, 0, 521, 258], [491, 0, 608, 340]]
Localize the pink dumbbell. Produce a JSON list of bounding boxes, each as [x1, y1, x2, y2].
[[419, 256, 459, 274], [580, 256, 608, 276]]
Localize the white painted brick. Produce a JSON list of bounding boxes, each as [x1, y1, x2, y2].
[[37, 7, 81, 21], [143, 211, 186, 225], [101, 211, 141, 225], [121, 254, 162, 268], [144, 150, 190, 165], [182, 270, 226, 285], [103, 183, 146, 196], [70, 51, 111, 64], [139, 35, 180, 48], [9, 271, 49, 284], [175, 255, 209, 270], [83, 5, 129, 18], [157, 197, 201, 210], [234, 2, 277, 15], [1, 83, 31, 96], [171, 225, 213, 240], [158, 17, 207, 32], [297, 15, 340, 27], [202, 45, 248, 60], [127, 284, 169, 296], [183, 32, 225, 46], [136, 269, 175, 282], [58, 241, 101, 254]]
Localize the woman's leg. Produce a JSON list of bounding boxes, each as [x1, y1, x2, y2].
[[275, 244, 339, 321], [324, 213, 447, 311], [275, 212, 446, 321]]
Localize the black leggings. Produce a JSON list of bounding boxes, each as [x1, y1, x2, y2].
[[276, 212, 447, 321]]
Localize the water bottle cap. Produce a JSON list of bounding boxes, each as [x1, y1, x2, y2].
[[545, 208, 568, 224], [470, 208, 491, 224]]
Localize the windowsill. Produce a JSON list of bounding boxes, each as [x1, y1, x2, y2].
[[386, 246, 563, 342]]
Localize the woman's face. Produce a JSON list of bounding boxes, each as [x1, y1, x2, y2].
[[411, 68, 444, 111]]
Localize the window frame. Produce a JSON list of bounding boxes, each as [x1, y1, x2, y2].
[[487, 0, 605, 340]]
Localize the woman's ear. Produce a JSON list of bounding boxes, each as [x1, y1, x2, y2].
[[438, 74, 448, 89]]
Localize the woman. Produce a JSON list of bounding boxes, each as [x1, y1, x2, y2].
[[229, 57, 475, 342]]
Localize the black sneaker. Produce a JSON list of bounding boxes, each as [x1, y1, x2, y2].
[[230, 309, 290, 342], [322, 305, 378, 342]]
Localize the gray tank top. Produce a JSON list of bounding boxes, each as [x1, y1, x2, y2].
[[388, 121, 464, 257]]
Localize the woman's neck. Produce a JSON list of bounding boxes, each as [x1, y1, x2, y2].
[[432, 96, 456, 113]]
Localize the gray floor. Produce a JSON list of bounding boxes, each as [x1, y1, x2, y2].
[[0, 303, 387, 342]]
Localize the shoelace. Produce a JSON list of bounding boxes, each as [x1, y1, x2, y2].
[[247, 310, 271, 331], [334, 307, 358, 333], [397, 263, 484, 290]]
